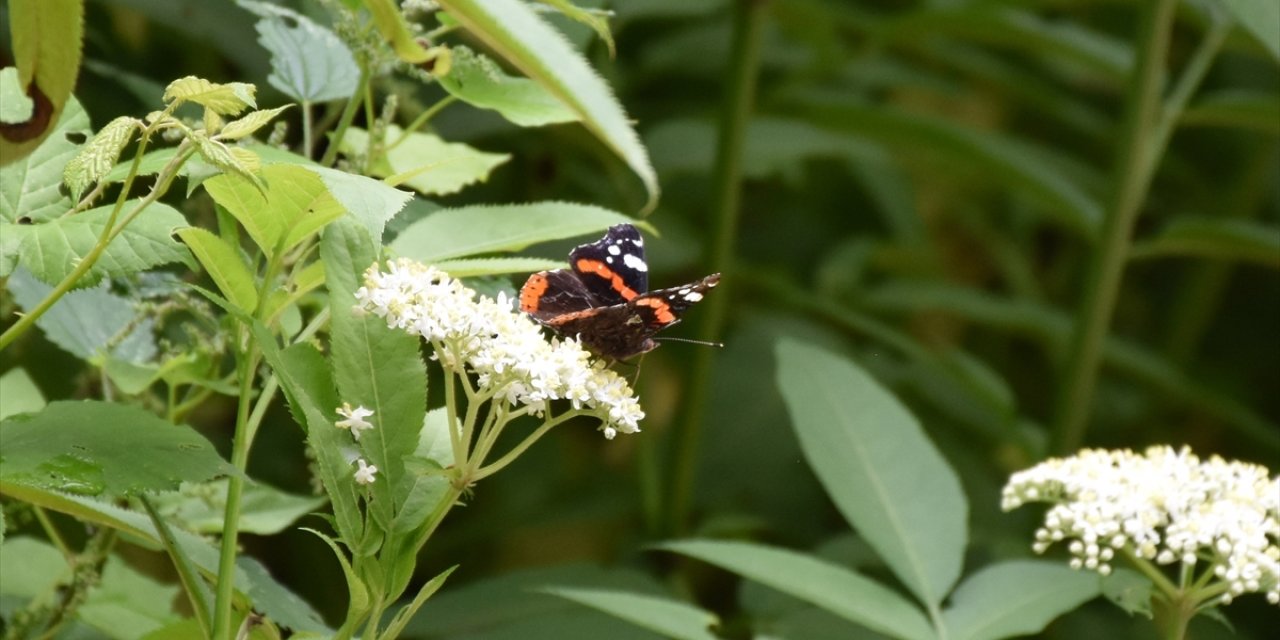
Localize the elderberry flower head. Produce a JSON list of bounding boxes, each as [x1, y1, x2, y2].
[[1002, 446, 1279, 605], [353, 259, 644, 438]]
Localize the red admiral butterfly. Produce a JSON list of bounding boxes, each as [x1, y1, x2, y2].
[[519, 224, 720, 360]]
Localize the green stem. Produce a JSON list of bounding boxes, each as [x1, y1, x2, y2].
[[471, 408, 565, 482], [302, 100, 314, 159], [391, 96, 457, 149], [668, 0, 768, 534], [32, 507, 72, 560], [211, 341, 259, 640], [320, 67, 371, 167], [1050, 0, 1178, 454]]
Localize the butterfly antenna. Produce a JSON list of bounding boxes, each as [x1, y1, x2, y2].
[[653, 337, 725, 348]]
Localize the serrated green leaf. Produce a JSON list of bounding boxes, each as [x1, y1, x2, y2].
[[0, 368, 45, 420], [0, 0, 84, 165], [193, 134, 260, 184], [323, 219, 426, 525], [433, 256, 565, 277], [1130, 216, 1280, 268], [776, 339, 967, 609], [941, 560, 1099, 640], [437, 0, 660, 211], [300, 527, 369, 621], [6, 268, 156, 362], [163, 76, 257, 115], [0, 401, 234, 497], [239, 0, 359, 102], [17, 201, 191, 287], [537, 0, 616, 56], [0, 96, 87, 227], [659, 539, 934, 640], [217, 105, 291, 141], [541, 587, 720, 640], [176, 227, 259, 313], [63, 116, 141, 200], [340, 126, 509, 196], [391, 201, 635, 262], [437, 47, 577, 127], [204, 164, 345, 255], [1218, 0, 1280, 62]]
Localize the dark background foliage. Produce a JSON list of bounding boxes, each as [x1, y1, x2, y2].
[[3, 0, 1277, 638]]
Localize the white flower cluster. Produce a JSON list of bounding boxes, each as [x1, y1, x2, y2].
[[354, 259, 644, 438], [1002, 446, 1279, 605]]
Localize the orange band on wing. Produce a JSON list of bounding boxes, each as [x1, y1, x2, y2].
[[576, 258, 638, 300], [519, 272, 549, 312], [635, 298, 675, 324]]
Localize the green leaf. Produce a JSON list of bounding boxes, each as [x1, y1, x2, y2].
[[17, 201, 191, 287], [0, 484, 330, 634], [192, 134, 261, 184], [0, 0, 84, 165], [6, 268, 156, 362], [340, 126, 509, 196], [1218, 0, 1280, 61], [1100, 569, 1154, 618], [433, 256, 565, 278], [62, 116, 141, 200], [1, 96, 87, 235], [149, 479, 327, 535], [300, 527, 369, 621], [203, 164, 345, 255], [255, 145, 413, 243], [0, 367, 45, 420], [541, 587, 720, 640], [776, 339, 967, 609], [646, 116, 884, 179], [390, 201, 635, 262], [238, 0, 359, 102], [163, 76, 257, 115], [437, 47, 578, 127], [0, 536, 68, 597], [0, 67, 35, 123], [1181, 90, 1280, 135], [78, 555, 183, 640], [176, 227, 259, 313], [659, 539, 934, 640], [436, 0, 660, 211], [217, 105, 292, 141], [796, 98, 1104, 238], [941, 560, 1100, 640], [323, 218, 426, 525], [381, 565, 458, 639], [0, 400, 234, 497], [1130, 216, 1280, 268]]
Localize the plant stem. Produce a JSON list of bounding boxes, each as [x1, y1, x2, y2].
[[302, 100, 314, 159], [391, 96, 457, 149], [1050, 0, 1178, 454], [211, 340, 260, 640], [668, 0, 768, 534], [320, 67, 371, 167]]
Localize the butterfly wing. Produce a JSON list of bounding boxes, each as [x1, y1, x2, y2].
[[568, 224, 649, 307], [519, 269, 594, 322]]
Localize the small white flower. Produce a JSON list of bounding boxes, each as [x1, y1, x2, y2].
[[354, 259, 645, 438], [354, 458, 378, 485], [1002, 446, 1279, 606], [336, 402, 376, 440]]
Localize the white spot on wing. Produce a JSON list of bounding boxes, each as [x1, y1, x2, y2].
[[607, 244, 621, 255], [683, 292, 703, 302], [622, 253, 647, 272]]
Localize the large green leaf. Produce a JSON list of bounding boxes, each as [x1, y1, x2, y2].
[[390, 201, 635, 262], [17, 201, 191, 287], [1130, 216, 1280, 268], [0, 96, 86, 223], [941, 560, 1100, 640], [78, 555, 183, 640], [203, 164, 345, 255], [776, 339, 968, 609], [149, 478, 328, 535], [238, 0, 359, 102], [0, 401, 233, 497], [436, 0, 660, 211], [432, 256, 565, 278], [341, 126, 509, 196], [0, 0, 84, 165], [322, 218, 426, 526], [646, 116, 884, 179], [0, 367, 45, 420], [436, 47, 578, 127], [661, 540, 934, 640], [541, 587, 720, 640], [6, 268, 156, 362], [176, 227, 259, 313], [1181, 90, 1280, 135]]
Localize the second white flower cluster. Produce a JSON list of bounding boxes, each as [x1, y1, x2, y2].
[[354, 259, 645, 438]]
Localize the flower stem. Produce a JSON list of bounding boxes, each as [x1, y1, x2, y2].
[[668, 0, 769, 535], [1050, 0, 1178, 453], [211, 342, 261, 640]]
